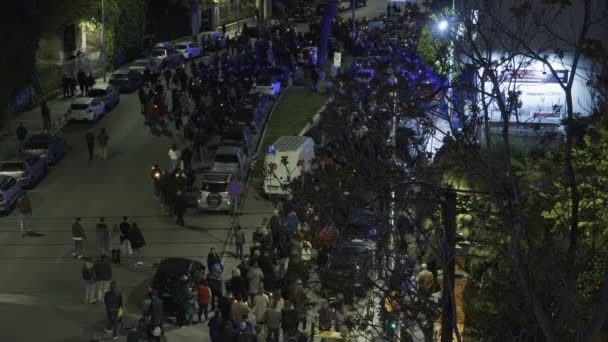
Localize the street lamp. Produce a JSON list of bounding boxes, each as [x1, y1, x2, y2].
[[438, 19, 449, 32]]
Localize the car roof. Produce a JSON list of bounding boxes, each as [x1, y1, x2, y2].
[[216, 146, 242, 155], [91, 83, 111, 90], [72, 97, 95, 104], [112, 68, 131, 74], [176, 41, 195, 45], [132, 58, 152, 64], [157, 257, 203, 274], [201, 172, 232, 182]]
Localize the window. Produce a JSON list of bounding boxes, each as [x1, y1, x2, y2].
[[88, 89, 107, 97], [202, 182, 228, 192], [0, 162, 24, 172], [71, 103, 89, 110]]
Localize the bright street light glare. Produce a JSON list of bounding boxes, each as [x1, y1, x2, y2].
[[438, 20, 449, 31]]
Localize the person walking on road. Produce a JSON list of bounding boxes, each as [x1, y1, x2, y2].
[[128, 222, 146, 265], [85, 131, 95, 161], [96, 217, 110, 256], [16, 192, 32, 237], [174, 190, 186, 226], [72, 217, 86, 258], [119, 216, 132, 256], [181, 145, 193, 172], [110, 224, 121, 264], [104, 281, 123, 339], [168, 144, 181, 170], [95, 255, 113, 303], [16, 123, 28, 153], [77, 69, 86, 95], [138, 87, 147, 114], [41, 101, 51, 131], [234, 225, 245, 259], [97, 128, 109, 160], [82, 258, 97, 304], [86, 73, 95, 94]]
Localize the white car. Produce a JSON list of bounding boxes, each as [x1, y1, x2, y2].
[[87, 83, 120, 110], [175, 41, 203, 60], [252, 76, 281, 97], [129, 58, 161, 75], [67, 97, 105, 121]]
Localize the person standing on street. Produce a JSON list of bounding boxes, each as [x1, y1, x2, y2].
[[16, 192, 32, 237], [208, 310, 224, 342], [41, 101, 51, 131], [119, 216, 132, 256], [97, 128, 109, 160], [264, 300, 282, 342], [196, 280, 211, 322], [109, 224, 121, 264], [234, 225, 245, 259], [128, 222, 146, 265], [85, 131, 95, 161], [138, 87, 147, 114], [247, 263, 264, 305], [82, 258, 97, 304], [181, 145, 193, 172], [311, 66, 319, 92], [168, 144, 180, 170], [104, 281, 123, 340], [95, 255, 113, 303], [174, 190, 186, 227], [77, 69, 86, 95], [86, 73, 95, 94], [207, 247, 221, 271], [72, 217, 86, 258], [16, 123, 27, 153], [96, 217, 110, 256]]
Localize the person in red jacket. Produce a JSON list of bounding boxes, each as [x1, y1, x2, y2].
[[196, 280, 212, 322]]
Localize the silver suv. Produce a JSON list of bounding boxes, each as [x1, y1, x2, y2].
[[197, 173, 235, 213]]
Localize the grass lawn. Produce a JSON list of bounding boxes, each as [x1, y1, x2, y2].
[[258, 87, 328, 160]]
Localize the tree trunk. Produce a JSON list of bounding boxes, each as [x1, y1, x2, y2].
[[441, 191, 458, 342]]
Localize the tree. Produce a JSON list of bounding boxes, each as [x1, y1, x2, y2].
[[0, 0, 40, 123]]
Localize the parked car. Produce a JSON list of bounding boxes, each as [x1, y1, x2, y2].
[[320, 239, 376, 297], [197, 172, 236, 213], [129, 58, 161, 75], [0, 156, 46, 188], [109, 68, 143, 92], [0, 175, 22, 214], [87, 83, 120, 110], [174, 41, 203, 60], [233, 104, 262, 133], [336, 0, 351, 11], [151, 258, 206, 316], [220, 125, 252, 153], [150, 47, 184, 68], [252, 76, 281, 97], [21, 134, 68, 165], [67, 97, 105, 121], [211, 146, 248, 179]]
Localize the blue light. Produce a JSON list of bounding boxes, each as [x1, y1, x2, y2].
[[390, 321, 397, 330]]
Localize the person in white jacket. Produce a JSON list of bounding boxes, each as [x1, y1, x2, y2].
[[252, 286, 269, 324]]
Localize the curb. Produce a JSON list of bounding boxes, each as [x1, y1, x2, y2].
[[298, 96, 333, 136]]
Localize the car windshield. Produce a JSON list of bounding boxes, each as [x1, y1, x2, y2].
[[202, 182, 228, 192], [88, 89, 106, 97], [71, 103, 89, 110], [174, 44, 187, 50], [330, 247, 367, 269], [223, 131, 243, 142], [132, 61, 147, 67], [0, 162, 24, 172], [214, 154, 239, 164], [257, 77, 272, 85], [151, 50, 165, 57]]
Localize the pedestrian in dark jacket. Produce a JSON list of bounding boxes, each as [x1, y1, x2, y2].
[[181, 145, 193, 171], [77, 69, 86, 94], [174, 190, 186, 227], [96, 217, 109, 256], [85, 131, 95, 160], [207, 268, 224, 310], [208, 310, 224, 342], [281, 300, 299, 338], [82, 258, 96, 304], [104, 281, 123, 339], [72, 217, 86, 258], [41, 101, 51, 131], [94, 255, 112, 302], [119, 216, 132, 256], [234, 225, 245, 259], [128, 222, 146, 265], [86, 73, 95, 93], [207, 247, 221, 271], [16, 123, 27, 152]]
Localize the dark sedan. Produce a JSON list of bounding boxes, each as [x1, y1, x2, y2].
[[151, 258, 205, 317], [109, 68, 143, 92], [21, 134, 69, 165], [320, 240, 375, 297]]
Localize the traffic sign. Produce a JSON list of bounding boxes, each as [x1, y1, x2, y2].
[[367, 224, 381, 240], [227, 180, 244, 196], [266, 144, 276, 156]]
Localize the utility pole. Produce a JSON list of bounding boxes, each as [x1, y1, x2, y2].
[[101, 0, 106, 82]]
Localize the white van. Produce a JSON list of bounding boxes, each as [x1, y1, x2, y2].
[[263, 136, 315, 196]]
